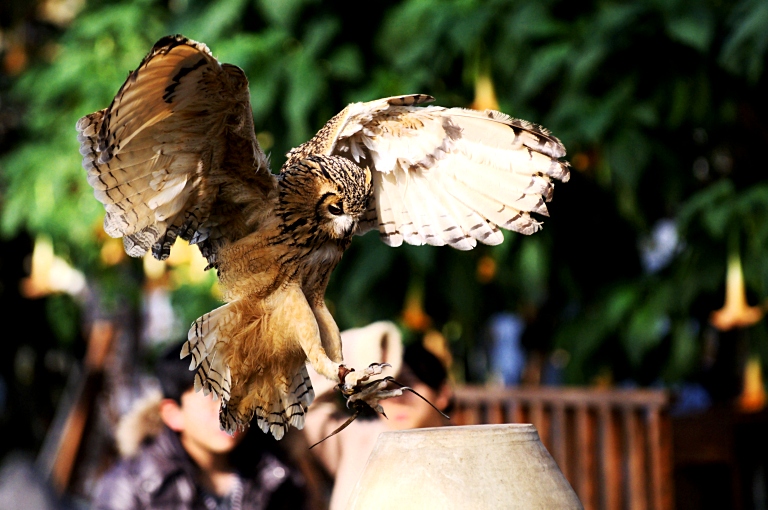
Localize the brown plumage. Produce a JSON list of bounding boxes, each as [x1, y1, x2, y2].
[[76, 35, 570, 439]]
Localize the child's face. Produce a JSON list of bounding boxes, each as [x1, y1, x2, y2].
[[379, 364, 450, 431], [176, 389, 244, 455]]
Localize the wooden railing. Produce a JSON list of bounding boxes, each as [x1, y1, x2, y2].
[[452, 386, 673, 510]]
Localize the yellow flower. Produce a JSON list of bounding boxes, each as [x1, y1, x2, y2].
[[710, 250, 763, 331]]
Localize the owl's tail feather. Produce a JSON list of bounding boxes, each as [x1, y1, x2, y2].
[[181, 302, 235, 404], [182, 300, 316, 439], [220, 364, 315, 440], [260, 365, 315, 439]]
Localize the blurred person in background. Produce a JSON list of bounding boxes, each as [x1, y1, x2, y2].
[[92, 343, 309, 510], [303, 322, 452, 510]]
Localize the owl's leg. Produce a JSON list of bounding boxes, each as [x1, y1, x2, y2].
[[308, 298, 390, 388], [310, 301, 343, 364], [284, 284, 342, 382], [299, 292, 402, 410]]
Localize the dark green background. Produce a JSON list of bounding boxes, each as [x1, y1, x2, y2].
[[1, 0, 767, 457]]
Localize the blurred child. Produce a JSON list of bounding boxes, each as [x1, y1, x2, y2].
[[303, 322, 452, 510], [92, 343, 308, 510]]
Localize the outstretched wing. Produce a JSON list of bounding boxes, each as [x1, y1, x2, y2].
[[76, 35, 275, 267], [294, 94, 570, 250]]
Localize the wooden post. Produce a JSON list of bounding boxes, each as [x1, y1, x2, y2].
[[45, 321, 114, 494]]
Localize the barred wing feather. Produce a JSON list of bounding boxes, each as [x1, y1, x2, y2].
[[76, 35, 274, 266], [328, 97, 570, 249]]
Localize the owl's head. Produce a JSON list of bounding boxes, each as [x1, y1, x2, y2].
[[278, 155, 373, 243]]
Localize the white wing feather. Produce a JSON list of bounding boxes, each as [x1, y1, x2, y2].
[[329, 97, 569, 248]]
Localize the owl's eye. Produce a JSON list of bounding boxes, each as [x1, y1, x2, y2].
[[328, 203, 343, 216]]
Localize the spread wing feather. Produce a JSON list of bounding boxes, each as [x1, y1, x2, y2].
[[76, 34, 275, 267], [311, 96, 570, 248]]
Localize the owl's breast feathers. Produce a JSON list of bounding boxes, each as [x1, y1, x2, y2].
[[216, 154, 368, 302], [215, 223, 346, 304]]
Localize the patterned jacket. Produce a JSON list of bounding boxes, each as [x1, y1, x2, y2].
[[92, 394, 307, 510]]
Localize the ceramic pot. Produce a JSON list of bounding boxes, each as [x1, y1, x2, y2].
[[346, 423, 583, 509]]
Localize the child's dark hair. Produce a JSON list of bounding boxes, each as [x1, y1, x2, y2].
[[403, 342, 448, 391], [155, 341, 196, 404]]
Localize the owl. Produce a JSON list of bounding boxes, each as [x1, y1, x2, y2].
[[76, 35, 570, 439]]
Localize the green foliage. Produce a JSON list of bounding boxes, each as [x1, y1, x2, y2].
[[720, 0, 768, 82], [2, 0, 768, 388], [170, 276, 222, 333], [45, 294, 81, 346]]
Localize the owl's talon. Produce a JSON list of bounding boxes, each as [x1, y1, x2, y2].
[[339, 362, 393, 395], [316, 375, 450, 448], [345, 376, 451, 421], [364, 362, 390, 376]]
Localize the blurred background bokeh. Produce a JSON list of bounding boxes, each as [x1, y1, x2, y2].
[[1, 0, 768, 508]]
